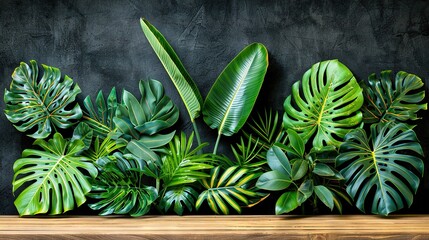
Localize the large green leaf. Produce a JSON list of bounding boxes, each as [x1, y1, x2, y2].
[[88, 153, 157, 217], [140, 18, 203, 122], [160, 186, 199, 215], [203, 43, 268, 137], [337, 123, 424, 215], [82, 88, 119, 138], [4, 60, 82, 139], [160, 132, 213, 188], [361, 70, 427, 124], [13, 133, 97, 216], [283, 59, 363, 148], [197, 166, 264, 214]]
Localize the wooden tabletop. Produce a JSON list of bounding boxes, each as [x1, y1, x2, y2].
[[0, 215, 428, 239]]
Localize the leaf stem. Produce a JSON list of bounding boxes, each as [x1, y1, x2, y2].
[[213, 134, 221, 155], [192, 121, 202, 146]]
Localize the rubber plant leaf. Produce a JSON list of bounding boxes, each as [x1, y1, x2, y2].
[[203, 43, 268, 137], [337, 122, 424, 215], [13, 133, 97, 216], [196, 166, 264, 214], [361, 70, 427, 124], [4, 60, 82, 139], [82, 88, 119, 138], [140, 18, 203, 122], [283, 59, 363, 148], [88, 153, 157, 217]]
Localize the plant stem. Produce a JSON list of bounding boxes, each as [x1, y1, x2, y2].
[[192, 121, 202, 146], [213, 133, 221, 155], [156, 178, 160, 193]]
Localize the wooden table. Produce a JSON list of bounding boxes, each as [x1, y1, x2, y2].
[[0, 215, 428, 239]]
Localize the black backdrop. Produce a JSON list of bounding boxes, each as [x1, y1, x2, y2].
[[0, 0, 428, 215]]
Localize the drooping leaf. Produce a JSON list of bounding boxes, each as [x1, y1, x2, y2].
[[160, 186, 199, 215], [297, 179, 314, 204], [13, 133, 97, 216], [337, 122, 424, 215], [361, 70, 427, 124], [160, 132, 213, 188], [88, 153, 158, 217], [140, 18, 203, 122], [314, 185, 334, 210], [203, 43, 268, 137], [4, 60, 82, 139], [283, 59, 363, 148], [197, 166, 264, 214], [82, 88, 119, 138]]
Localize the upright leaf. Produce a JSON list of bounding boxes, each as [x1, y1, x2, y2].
[[337, 123, 424, 215], [361, 70, 427, 124], [4, 60, 82, 139], [13, 133, 97, 216], [283, 59, 363, 148], [203, 43, 268, 136], [140, 18, 203, 122]]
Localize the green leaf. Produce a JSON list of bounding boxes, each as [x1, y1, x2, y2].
[[197, 166, 264, 214], [256, 171, 292, 191], [276, 191, 299, 215], [267, 146, 292, 177], [203, 43, 268, 136], [230, 135, 264, 169], [161, 132, 213, 188], [4, 60, 82, 139], [314, 185, 335, 210], [312, 163, 336, 177], [337, 122, 424, 215], [361, 70, 427, 124], [126, 140, 160, 162], [160, 186, 199, 215], [72, 122, 93, 151], [82, 88, 118, 138], [13, 133, 97, 216], [286, 129, 305, 157], [297, 180, 314, 204], [140, 18, 203, 122], [291, 159, 308, 181], [88, 153, 157, 217], [283, 59, 363, 148]]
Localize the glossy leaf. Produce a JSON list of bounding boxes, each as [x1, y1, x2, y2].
[[337, 123, 424, 215], [314, 185, 334, 210], [72, 122, 93, 151], [140, 18, 203, 122], [83, 88, 119, 138], [276, 191, 299, 214], [197, 166, 264, 214], [88, 153, 158, 217], [256, 170, 292, 191], [160, 186, 199, 215], [203, 43, 268, 136], [283, 59, 363, 148], [361, 70, 427, 124], [4, 60, 82, 139], [13, 133, 97, 216]]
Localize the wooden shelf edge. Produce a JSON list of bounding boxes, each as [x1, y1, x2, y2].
[[0, 215, 429, 239]]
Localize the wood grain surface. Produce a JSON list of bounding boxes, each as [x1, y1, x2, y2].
[[0, 215, 428, 239]]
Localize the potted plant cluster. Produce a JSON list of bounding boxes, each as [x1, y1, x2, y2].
[[3, 18, 427, 217]]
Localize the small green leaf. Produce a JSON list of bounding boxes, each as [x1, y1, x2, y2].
[[267, 146, 291, 177], [297, 179, 314, 204], [276, 191, 299, 215], [314, 185, 335, 211], [312, 163, 336, 177], [291, 159, 308, 180], [286, 129, 305, 157], [72, 122, 93, 151], [126, 140, 159, 162], [256, 171, 292, 191]]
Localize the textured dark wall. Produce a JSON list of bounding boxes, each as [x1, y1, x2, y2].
[[0, 0, 428, 215]]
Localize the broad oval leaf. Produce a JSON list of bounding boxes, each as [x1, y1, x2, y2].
[[203, 43, 268, 136], [283, 59, 363, 148], [276, 191, 299, 215], [314, 185, 335, 211], [337, 123, 424, 215], [361, 70, 427, 124], [4, 60, 82, 139], [267, 145, 292, 176], [13, 133, 97, 216], [140, 18, 203, 122], [256, 170, 292, 191]]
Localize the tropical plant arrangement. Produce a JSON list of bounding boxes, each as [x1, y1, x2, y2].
[[3, 18, 427, 217]]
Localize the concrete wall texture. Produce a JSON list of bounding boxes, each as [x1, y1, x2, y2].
[[0, 0, 428, 214]]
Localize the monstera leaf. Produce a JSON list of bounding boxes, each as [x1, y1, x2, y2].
[[88, 153, 158, 216], [160, 186, 199, 215], [337, 123, 424, 215], [83, 88, 119, 138], [283, 59, 363, 148], [197, 166, 264, 214], [203, 43, 268, 153], [361, 70, 427, 124], [13, 133, 97, 216], [114, 79, 178, 158], [4, 60, 82, 139]]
